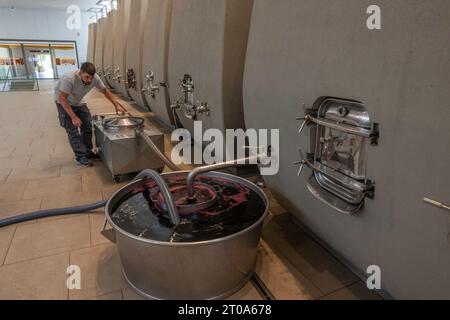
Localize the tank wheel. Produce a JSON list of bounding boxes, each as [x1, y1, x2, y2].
[[113, 175, 121, 184]]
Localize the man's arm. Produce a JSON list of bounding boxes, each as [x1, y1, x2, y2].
[[101, 88, 126, 114], [59, 92, 82, 127]]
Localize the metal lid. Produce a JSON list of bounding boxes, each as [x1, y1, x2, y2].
[[103, 116, 144, 129]]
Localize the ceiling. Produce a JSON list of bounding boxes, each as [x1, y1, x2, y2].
[[0, 0, 104, 11]]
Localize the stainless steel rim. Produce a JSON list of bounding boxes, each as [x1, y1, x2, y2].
[[103, 116, 145, 129]]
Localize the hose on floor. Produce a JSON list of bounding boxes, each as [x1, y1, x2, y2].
[[0, 167, 179, 228], [0, 201, 107, 228], [0, 124, 186, 228], [0, 119, 186, 229]]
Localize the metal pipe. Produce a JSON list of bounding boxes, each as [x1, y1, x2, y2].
[[424, 198, 450, 211], [186, 155, 259, 198], [136, 127, 180, 172]]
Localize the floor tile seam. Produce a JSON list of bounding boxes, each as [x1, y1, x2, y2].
[[3, 243, 92, 267]]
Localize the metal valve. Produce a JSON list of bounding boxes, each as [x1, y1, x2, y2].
[[96, 65, 103, 77], [125, 69, 136, 89], [172, 74, 210, 120], [196, 102, 210, 116], [112, 67, 122, 82], [142, 71, 167, 98], [103, 65, 112, 79], [171, 102, 181, 110], [179, 74, 194, 92]]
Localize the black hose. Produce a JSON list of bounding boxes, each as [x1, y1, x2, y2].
[[0, 128, 183, 229], [0, 168, 181, 228], [0, 201, 107, 228]]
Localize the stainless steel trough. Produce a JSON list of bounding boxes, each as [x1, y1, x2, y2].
[[103, 170, 269, 300]]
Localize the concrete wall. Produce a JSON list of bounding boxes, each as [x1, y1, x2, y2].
[[0, 6, 91, 63], [244, 0, 450, 299]]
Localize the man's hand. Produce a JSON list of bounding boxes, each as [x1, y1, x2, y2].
[[72, 116, 82, 128], [102, 89, 127, 115], [115, 103, 126, 115]]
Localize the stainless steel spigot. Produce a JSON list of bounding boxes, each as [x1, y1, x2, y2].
[[171, 102, 181, 110], [196, 102, 210, 116], [173, 74, 210, 120], [104, 65, 112, 79], [142, 71, 164, 98], [96, 65, 103, 76], [112, 67, 122, 82], [125, 69, 137, 89]]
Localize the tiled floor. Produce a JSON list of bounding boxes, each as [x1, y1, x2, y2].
[[0, 81, 381, 300]]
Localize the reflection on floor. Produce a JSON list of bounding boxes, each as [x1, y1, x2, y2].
[[0, 80, 381, 300]]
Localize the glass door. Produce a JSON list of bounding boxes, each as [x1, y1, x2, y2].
[[0, 44, 27, 79], [24, 45, 55, 79], [0, 40, 79, 79], [0, 46, 12, 78], [51, 43, 78, 78]]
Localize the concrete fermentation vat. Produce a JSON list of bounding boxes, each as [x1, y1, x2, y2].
[[97, 15, 112, 85], [110, 0, 132, 95], [124, 0, 150, 109], [243, 0, 450, 299], [141, 0, 174, 127], [93, 16, 106, 80], [169, 0, 253, 143], [103, 9, 118, 88]]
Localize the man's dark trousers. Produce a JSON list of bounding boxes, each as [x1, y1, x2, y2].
[[56, 103, 93, 158]]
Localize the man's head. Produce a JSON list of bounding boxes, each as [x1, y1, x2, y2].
[[79, 62, 96, 86]]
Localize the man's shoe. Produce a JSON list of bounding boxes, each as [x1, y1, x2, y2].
[[75, 156, 93, 167], [87, 152, 102, 161]]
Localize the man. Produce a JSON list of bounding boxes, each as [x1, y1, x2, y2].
[[55, 62, 126, 167]]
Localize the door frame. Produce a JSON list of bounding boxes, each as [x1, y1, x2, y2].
[[0, 39, 80, 79]]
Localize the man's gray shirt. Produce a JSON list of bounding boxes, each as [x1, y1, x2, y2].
[[54, 71, 106, 106]]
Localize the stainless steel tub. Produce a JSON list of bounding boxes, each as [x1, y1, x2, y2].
[[104, 171, 268, 300]]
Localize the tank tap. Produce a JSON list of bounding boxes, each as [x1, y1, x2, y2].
[[195, 102, 210, 116], [96, 65, 103, 76], [112, 67, 122, 82], [104, 65, 112, 79], [171, 101, 181, 110], [174, 74, 210, 120], [142, 71, 162, 98], [125, 69, 137, 89]]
